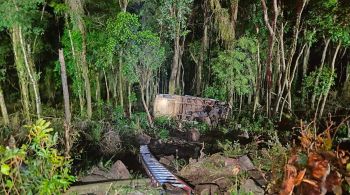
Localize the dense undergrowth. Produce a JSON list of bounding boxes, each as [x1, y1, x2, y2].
[[0, 119, 75, 195], [0, 104, 349, 194]]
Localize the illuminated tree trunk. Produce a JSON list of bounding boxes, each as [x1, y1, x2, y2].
[[95, 73, 101, 102], [59, 48, 72, 157], [230, 0, 239, 40], [67, 27, 85, 115], [261, 0, 278, 116], [103, 70, 110, 103], [118, 51, 124, 109], [195, 1, 209, 96], [0, 87, 9, 125], [274, 0, 307, 116], [140, 83, 153, 127], [318, 41, 341, 119], [119, 0, 128, 12], [17, 27, 42, 118], [66, 0, 92, 119], [169, 28, 180, 95], [81, 32, 92, 119], [253, 38, 261, 118], [343, 64, 350, 100], [128, 83, 132, 116], [12, 27, 31, 122], [311, 38, 330, 109], [301, 42, 311, 105]]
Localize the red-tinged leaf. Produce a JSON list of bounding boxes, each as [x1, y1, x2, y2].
[[308, 153, 330, 180], [308, 153, 323, 168], [325, 171, 342, 192], [336, 150, 349, 165], [300, 181, 321, 195], [288, 154, 298, 164], [311, 160, 329, 179], [294, 169, 306, 186], [302, 179, 318, 187], [299, 131, 312, 149], [280, 165, 297, 195]]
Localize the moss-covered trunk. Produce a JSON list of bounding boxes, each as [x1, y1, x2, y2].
[[0, 87, 9, 125]]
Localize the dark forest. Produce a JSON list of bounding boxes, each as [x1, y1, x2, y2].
[[0, 0, 350, 194]]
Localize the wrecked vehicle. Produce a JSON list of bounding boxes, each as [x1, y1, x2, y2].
[[153, 94, 230, 126]]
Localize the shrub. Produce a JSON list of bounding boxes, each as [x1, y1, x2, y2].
[[0, 119, 75, 195]]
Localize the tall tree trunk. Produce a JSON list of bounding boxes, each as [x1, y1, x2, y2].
[[103, 69, 110, 103], [301, 42, 311, 105], [178, 38, 185, 95], [342, 63, 350, 100], [119, 0, 128, 12], [128, 83, 132, 116], [253, 37, 261, 118], [0, 87, 9, 126], [118, 51, 124, 109], [311, 38, 330, 109], [274, 0, 307, 115], [279, 44, 306, 120], [18, 27, 41, 118], [78, 93, 84, 116], [95, 73, 101, 102], [66, 0, 92, 119], [12, 28, 31, 122], [196, 1, 210, 96], [169, 30, 180, 95], [318, 42, 341, 119], [230, 0, 239, 40], [261, 0, 278, 116], [67, 27, 85, 115], [110, 71, 117, 105], [81, 33, 92, 119], [140, 85, 153, 127], [59, 48, 72, 157]]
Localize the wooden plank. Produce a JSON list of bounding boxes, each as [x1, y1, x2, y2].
[[64, 179, 158, 195]]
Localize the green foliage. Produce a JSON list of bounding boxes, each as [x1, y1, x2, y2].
[[107, 12, 140, 48], [0, 0, 44, 31], [218, 140, 247, 158], [238, 115, 274, 133], [307, 0, 350, 45], [211, 36, 258, 98], [158, 128, 170, 141], [304, 67, 336, 96], [203, 86, 227, 101], [124, 30, 165, 85], [90, 122, 103, 143], [153, 116, 174, 141], [48, 1, 68, 15], [183, 121, 210, 134], [158, 0, 193, 39], [129, 112, 149, 132], [113, 105, 128, 127], [106, 12, 165, 86], [56, 28, 84, 98], [154, 116, 174, 128], [0, 119, 75, 195]]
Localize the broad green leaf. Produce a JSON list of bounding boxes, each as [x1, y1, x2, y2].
[[1, 163, 10, 175], [6, 179, 13, 188]]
